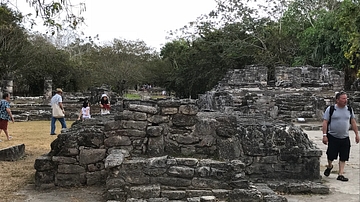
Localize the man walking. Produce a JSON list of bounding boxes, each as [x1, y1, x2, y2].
[[50, 88, 66, 135], [322, 91, 360, 181]]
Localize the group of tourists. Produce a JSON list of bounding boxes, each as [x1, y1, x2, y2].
[[50, 88, 111, 136]]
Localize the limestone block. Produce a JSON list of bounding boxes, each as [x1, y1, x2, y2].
[[172, 114, 198, 127], [120, 110, 147, 120], [79, 148, 106, 165], [161, 107, 178, 115], [52, 156, 77, 164], [167, 166, 194, 178], [161, 190, 186, 200], [147, 126, 163, 137], [86, 170, 106, 185], [147, 115, 169, 124], [128, 104, 158, 114], [0, 143, 25, 161], [147, 136, 165, 156], [175, 158, 198, 166], [105, 152, 125, 169], [104, 136, 132, 147], [121, 120, 148, 130], [57, 164, 86, 174], [34, 155, 56, 171], [129, 184, 161, 199]]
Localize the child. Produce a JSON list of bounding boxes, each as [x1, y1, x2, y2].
[[78, 100, 91, 121], [100, 94, 110, 115]]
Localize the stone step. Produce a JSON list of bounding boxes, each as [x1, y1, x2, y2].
[[106, 185, 287, 201]]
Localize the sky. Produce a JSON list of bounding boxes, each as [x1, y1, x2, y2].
[[13, 0, 218, 51], [81, 0, 218, 50]]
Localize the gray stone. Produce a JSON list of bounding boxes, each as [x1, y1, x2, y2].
[[0, 143, 25, 161]]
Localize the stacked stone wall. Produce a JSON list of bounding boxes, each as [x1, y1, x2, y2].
[[34, 99, 322, 201]]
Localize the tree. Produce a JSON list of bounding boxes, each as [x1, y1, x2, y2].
[[1, 0, 85, 33], [0, 4, 28, 83]]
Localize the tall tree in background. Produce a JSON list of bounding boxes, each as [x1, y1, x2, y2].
[[0, 4, 28, 84]]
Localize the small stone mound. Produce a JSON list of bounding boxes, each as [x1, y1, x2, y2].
[[0, 143, 25, 161]]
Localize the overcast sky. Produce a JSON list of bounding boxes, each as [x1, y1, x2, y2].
[[12, 0, 218, 50], [81, 0, 217, 50]]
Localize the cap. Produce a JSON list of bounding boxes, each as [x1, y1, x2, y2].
[[101, 94, 108, 98]]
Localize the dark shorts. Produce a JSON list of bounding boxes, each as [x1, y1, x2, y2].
[[326, 134, 351, 161], [0, 119, 8, 130]]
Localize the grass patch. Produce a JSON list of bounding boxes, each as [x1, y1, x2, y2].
[[0, 121, 73, 201], [123, 93, 141, 99]]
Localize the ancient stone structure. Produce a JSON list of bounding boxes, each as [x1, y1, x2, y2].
[[197, 65, 358, 123], [31, 65, 355, 201], [34, 99, 325, 201]]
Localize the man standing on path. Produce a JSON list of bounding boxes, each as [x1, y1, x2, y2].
[[0, 92, 14, 141], [50, 88, 67, 135], [322, 91, 360, 181]]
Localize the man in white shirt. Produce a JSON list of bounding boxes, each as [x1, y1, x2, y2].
[[50, 88, 67, 135]]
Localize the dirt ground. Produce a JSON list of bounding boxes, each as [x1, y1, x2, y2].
[[11, 124, 360, 202]]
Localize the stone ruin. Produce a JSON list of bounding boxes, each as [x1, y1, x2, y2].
[[32, 65, 357, 202]]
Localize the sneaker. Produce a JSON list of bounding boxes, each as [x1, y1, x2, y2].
[[337, 175, 349, 181], [324, 165, 333, 176], [50, 133, 57, 135], [8, 136, 12, 140]]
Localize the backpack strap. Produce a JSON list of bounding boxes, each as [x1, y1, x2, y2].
[[328, 105, 335, 125]]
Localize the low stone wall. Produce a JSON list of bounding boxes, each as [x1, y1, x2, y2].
[[34, 99, 322, 201]]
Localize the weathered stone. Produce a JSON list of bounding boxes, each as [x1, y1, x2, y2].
[[179, 104, 198, 115], [79, 149, 106, 165], [128, 104, 158, 114], [87, 162, 105, 171], [105, 152, 125, 169], [120, 110, 147, 120], [34, 155, 56, 171], [129, 184, 161, 199], [35, 171, 55, 186], [147, 115, 169, 124], [104, 120, 122, 131], [172, 114, 198, 126], [147, 126, 163, 137], [55, 173, 86, 186], [161, 190, 186, 200], [116, 129, 147, 137], [57, 164, 86, 174], [147, 136, 165, 156], [104, 136, 132, 147], [154, 177, 192, 187], [121, 120, 148, 130], [177, 134, 200, 144], [52, 156, 77, 164], [175, 158, 198, 166], [161, 107, 178, 115], [86, 170, 106, 185], [186, 190, 213, 197], [0, 144, 25, 161], [167, 166, 194, 178]]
